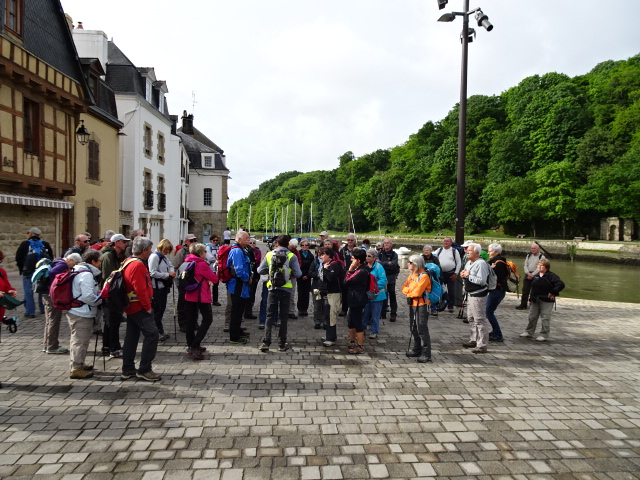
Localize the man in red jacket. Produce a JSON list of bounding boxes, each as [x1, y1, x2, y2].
[[121, 237, 161, 382]]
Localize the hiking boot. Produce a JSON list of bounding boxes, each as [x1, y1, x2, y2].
[[110, 350, 123, 359], [187, 347, 205, 360], [70, 368, 93, 379], [259, 343, 269, 352], [46, 347, 69, 354], [417, 355, 431, 363], [389, 314, 397, 322], [159, 333, 170, 341], [229, 338, 248, 345], [489, 335, 504, 342], [462, 341, 477, 349], [406, 350, 421, 358], [462, 318, 469, 324], [81, 364, 94, 371], [472, 347, 487, 354], [136, 370, 161, 382], [120, 369, 137, 380], [277, 343, 289, 352], [348, 345, 365, 355]]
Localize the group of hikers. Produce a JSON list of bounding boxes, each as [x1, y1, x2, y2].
[[0, 227, 565, 386]]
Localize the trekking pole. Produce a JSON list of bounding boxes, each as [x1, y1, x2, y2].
[[407, 305, 415, 354], [172, 285, 177, 339], [457, 293, 467, 319]]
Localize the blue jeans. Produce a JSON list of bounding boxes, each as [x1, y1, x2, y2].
[[486, 288, 505, 338], [123, 309, 159, 374], [362, 300, 383, 335], [22, 275, 44, 316], [259, 283, 269, 325]]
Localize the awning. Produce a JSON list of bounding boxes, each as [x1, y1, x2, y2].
[[0, 193, 74, 209]]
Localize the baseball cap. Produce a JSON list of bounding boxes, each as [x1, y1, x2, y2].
[[185, 234, 197, 241], [461, 240, 474, 247], [319, 231, 328, 236], [29, 227, 42, 236], [110, 234, 130, 242]]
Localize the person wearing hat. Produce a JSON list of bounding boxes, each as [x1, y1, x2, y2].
[[100, 233, 130, 357], [435, 237, 462, 313], [173, 234, 198, 333], [15, 227, 54, 318]]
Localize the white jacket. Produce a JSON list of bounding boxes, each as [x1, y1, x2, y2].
[[148, 251, 175, 289], [69, 263, 102, 318]]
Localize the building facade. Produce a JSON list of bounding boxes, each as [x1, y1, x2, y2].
[[177, 113, 229, 239], [73, 28, 186, 246], [0, 0, 89, 268]]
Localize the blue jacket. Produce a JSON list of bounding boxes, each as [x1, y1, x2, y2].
[[368, 260, 388, 302], [226, 244, 251, 298]]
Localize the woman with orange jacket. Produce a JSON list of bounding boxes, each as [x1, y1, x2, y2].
[[401, 254, 432, 363]]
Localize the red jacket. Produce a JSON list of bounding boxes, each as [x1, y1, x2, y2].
[[184, 254, 219, 303], [0, 267, 16, 319], [123, 257, 153, 315]]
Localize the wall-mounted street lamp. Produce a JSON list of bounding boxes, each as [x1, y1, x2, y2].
[[75, 120, 90, 145], [436, 0, 493, 244]]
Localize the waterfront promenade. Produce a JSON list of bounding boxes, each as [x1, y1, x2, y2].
[[1, 270, 639, 479]]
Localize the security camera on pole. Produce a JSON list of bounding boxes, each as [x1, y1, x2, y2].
[[436, 0, 493, 245]]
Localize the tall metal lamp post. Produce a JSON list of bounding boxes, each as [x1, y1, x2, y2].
[[436, 0, 493, 244]]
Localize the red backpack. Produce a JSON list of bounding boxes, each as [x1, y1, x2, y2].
[[367, 273, 380, 300], [49, 268, 89, 310], [217, 245, 240, 283]]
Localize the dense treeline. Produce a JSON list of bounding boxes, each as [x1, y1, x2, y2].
[[230, 55, 640, 238]]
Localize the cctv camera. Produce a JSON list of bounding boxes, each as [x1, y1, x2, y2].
[[475, 10, 493, 31]]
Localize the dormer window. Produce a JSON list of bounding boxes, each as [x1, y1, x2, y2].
[[203, 156, 212, 168], [5, 0, 24, 37]]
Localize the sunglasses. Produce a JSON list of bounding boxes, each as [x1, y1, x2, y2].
[[301, 244, 309, 246]]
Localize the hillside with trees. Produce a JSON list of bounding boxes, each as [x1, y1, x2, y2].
[[230, 54, 640, 238]]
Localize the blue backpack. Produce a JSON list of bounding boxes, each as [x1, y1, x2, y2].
[[424, 263, 444, 306]]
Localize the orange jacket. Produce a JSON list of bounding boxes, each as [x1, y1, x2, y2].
[[402, 269, 431, 307]]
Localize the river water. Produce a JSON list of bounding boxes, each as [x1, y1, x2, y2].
[[536, 257, 639, 304], [404, 252, 639, 304]]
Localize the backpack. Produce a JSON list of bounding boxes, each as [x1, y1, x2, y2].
[[90, 241, 108, 251], [217, 245, 240, 283], [495, 259, 520, 295], [486, 263, 497, 291], [31, 258, 52, 294], [98, 258, 141, 311], [269, 249, 290, 288], [25, 238, 51, 273], [49, 268, 86, 310], [366, 273, 379, 301], [177, 261, 200, 292], [424, 263, 444, 307]]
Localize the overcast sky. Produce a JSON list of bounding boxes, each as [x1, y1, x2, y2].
[[61, 0, 640, 205]]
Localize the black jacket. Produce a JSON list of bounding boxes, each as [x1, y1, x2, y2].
[[488, 255, 510, 292], [530, 271, 565, 302], [344, 266, 369, 308], [15, 236, 54, 276]]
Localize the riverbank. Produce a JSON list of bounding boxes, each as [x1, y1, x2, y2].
[[321, 234, 640, 265]]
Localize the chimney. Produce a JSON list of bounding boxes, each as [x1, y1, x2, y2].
[[182, 111, 194, 135], [77, 21, 84, 29]]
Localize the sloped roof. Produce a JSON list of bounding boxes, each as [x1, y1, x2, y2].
[[18, 0, 85, 84]]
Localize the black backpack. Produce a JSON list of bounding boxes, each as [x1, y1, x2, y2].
[[98, 258, 141, 311], [269, 250, 289, 288], [177, 261, 200, 292]]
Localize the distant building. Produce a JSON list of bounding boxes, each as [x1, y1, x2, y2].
[[72, 28, 188, 245], [177, 113, 229, 239], [0, 0, 90, 266]]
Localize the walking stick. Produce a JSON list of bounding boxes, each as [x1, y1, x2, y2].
[[172, 283, 177, 338], [457, 292, 467, 319], [407, 305, 415, 354]]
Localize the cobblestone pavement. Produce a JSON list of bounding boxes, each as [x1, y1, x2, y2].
[[1, 268, 639, 479]]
